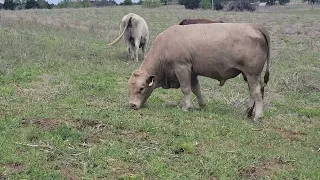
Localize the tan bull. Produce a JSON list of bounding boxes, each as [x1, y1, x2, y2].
[[127, 23, 271, 121], [107, 13, 149, 62]]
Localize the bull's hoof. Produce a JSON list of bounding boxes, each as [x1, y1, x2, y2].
[[246, 106, 254, 118], [199, 103, 206, 108], [180, 103, 191, 111], [253, 115, 264, 122]]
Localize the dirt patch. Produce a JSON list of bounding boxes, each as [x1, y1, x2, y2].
[[272, 126, 305, 142], [119, 130, 149, 140], [107, 159, 139, 180], [59, 166, 79, 180], [21, 117, 60, 129], [239, 158, 295, 178], [0, 162, 25, 175], [66, 119, 106, 130], [208, 176, 218, 180]]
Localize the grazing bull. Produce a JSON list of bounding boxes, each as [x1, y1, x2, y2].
[[179, 18, 224, 25], [107, 13, 149, 62], [127, 23, 270, 121]]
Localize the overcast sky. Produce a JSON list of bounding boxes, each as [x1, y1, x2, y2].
[[46, 0, 139, 5], [0, 0, 139, 5]]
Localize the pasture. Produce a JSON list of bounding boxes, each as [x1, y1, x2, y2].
[[0, 4, 319, 179]]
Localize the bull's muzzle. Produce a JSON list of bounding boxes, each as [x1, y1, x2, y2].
[[129, 103, 138, 110]]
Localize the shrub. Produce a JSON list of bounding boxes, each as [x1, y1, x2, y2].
[[200, 0, 211, 9], [142, 0, 162, 8], [214, 1, 223, 10], [226, 0, 256, 12], [178, 0, 185, 5], [183, 0, 201, 9], [121, 0, 133, 5]]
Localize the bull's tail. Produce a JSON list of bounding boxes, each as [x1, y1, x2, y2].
[[107, 17, 133, 46], [256, 25, 271, 87]]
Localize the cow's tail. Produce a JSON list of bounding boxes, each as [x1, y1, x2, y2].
[[255, 25, 270, 98], [107, 17, 133, 46], [256, 25, 270, 87]]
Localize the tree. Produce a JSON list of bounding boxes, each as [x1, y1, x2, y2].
[[183, 0, 200, 9], [160, 0, 172, 5], [213, 0, 223, 10], [142, 0, 162, 8], [226, 0, 256, 11], [200, 0, 211, 9], [121, 0, 133, 5], [178, 0, 185, 5], [25, 0, 38, 9], [4, 0, 16, 10], [37, 0, 48, 8]]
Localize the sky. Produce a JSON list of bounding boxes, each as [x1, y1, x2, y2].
[[46, 0, 139, 5]]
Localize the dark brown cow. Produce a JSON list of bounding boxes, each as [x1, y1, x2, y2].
[[179, 18, 224, 25]]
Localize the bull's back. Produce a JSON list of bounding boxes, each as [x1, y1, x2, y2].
[[157, 23, 268, 78]]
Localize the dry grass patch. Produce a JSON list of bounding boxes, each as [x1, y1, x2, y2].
[[239, 158, 295, 179]]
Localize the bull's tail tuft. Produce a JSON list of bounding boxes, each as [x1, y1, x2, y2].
[[264, 71, 269, 86]]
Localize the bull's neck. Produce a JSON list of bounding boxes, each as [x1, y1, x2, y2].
[[139, 50, 161, 76]]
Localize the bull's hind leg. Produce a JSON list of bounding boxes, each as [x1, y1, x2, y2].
[[142, 37, 148, 58], [191, 76, 205, 108], [125, 40, 131, 60], [174, 66, 192, 111], [246, 75, 264, 121], [133, 39, 141, 62]]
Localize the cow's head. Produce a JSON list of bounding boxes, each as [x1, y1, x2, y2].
[[127, 69, 156, 110]]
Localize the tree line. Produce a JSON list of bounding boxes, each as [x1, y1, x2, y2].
[[0, 0, 118, 10], [2, 0, 54, 10], [0, 0, 294, 11]]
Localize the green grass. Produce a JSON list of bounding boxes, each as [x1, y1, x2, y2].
[[0, 5, 320, 179]]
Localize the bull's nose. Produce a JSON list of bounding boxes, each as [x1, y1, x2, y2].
[[129, 103, 137, 109]]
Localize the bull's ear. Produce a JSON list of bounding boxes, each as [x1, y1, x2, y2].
[[146, 75, 156, 87]]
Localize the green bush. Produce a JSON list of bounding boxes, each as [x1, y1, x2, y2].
[[226, 0, 256, 11], [142, 0, 162, 8], [183, 0, 201, 9], [121, 0, 133, 5], [214, 1, 223, 10], [200, 0, 211, 9]]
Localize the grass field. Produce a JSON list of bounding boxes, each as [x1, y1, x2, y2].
[[0, 4, 319, 179]]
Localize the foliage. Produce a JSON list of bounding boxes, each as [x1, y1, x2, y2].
[[142, 0, 162, 8], [200, 0, 224, 10], [178, 0, 185, 5], [183, 0, 201, 9], [120, 0, 133, 5], [56, 0, 93, 8], [25, 0, 39, 9], [37, 0, 53, 9], [200, 0, 211, 9], [214, 1, 223, 10], [278, 0, 290, 5], [4, 0, 16, 10], [3, 0, 53, 9], [260, 0, 290, 5], [226, 0, 256, 11]]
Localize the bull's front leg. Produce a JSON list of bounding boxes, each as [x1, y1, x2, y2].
[[191, 76, 205, 108], [174, 65, 192, 111]]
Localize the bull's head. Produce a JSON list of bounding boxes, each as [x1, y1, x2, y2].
[[127, 69, 156, 109]]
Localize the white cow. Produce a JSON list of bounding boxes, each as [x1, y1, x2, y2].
[[107, 13, 149, 62]]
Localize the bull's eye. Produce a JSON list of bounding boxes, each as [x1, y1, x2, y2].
[[139, 87, 144, 92]]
